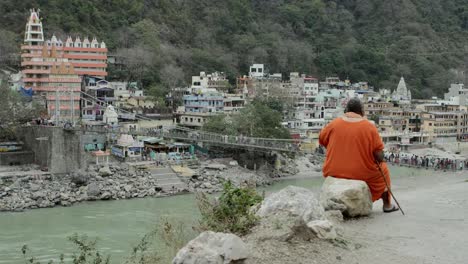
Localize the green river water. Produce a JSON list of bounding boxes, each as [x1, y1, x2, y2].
[[0, 166, 423, 263]]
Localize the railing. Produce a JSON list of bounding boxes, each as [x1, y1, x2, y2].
[[77, 126, 303, 153]]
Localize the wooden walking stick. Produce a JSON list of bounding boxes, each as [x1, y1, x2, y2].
[[376, 161, 405, 216]]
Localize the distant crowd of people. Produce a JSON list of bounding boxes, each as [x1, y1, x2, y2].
[[384, 151, 467, 171]]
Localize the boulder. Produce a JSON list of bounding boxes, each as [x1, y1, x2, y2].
[[71, 172, 89, 186], [31, 191, 46, 200], [100, 192, 112, 200], [203, 182, 213, 189], [86, 183, 101, 197], [256, 186, 339, 241], [98, 166, 113, 177], [173, 231, 249, 264], [306, 220, 337, 240], [320, 177, 372, 217], [29, 184, 41, 192], [257, 186, 324, 222]]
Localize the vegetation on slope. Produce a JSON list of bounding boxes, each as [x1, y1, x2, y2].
[[1, 0, 468, 98]]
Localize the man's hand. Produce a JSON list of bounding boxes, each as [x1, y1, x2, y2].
[[374, 150, 384, 163]]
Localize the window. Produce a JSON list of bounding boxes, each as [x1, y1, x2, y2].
[[251, 68, 257, 73], [198, 118, 201, 123], [429, 123, 432, 126], [190, 118, 193, 122], [258, 68, 263, 73]]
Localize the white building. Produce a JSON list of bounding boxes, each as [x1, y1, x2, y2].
[[443, 83, 468, 106], [190, 71, 228, 93], [103, 105, 118, 125], [392, 77, 412, 103], [249, 64, 265, 79]]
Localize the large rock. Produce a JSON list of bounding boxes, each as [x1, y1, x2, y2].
[[173, 231, 249, 264], [320, 176, 372, 217], [71, 171, 89, 186], [257, 186, 324, 222], [86, 183, 101, 197], [256, 186, 337, 241], [98, 166, 113, 177], [306, 220, 337, 240]]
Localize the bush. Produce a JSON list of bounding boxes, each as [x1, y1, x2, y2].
[[126, 217, 195, 264], [22, 234, 110, 264], [196, 181, 263, 235]]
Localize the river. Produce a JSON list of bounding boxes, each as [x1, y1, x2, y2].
[[0, 166, 424, 263]]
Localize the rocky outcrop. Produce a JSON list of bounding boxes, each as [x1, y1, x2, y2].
[[256, 186, 336, 241], [320, 176, 373, 217], [0, 163, 188, 212], [187, 162, 273, 194], [173, 231, 249, 264]]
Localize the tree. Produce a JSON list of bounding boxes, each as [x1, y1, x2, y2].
[[202, 114, 234, 135], [0, 79, 44, 140], [0, 29, 18, 67], [203, 101, 290, 139]]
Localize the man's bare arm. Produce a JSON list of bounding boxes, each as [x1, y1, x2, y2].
[[374, 150, 384, 163]]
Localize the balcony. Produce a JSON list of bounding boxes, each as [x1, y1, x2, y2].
[[98, 97, 116, 102]]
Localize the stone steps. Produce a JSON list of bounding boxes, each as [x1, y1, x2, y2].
[[149, 167, 187, 191]]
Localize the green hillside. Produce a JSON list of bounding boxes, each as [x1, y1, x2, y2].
[[1, 0, 467, 98]]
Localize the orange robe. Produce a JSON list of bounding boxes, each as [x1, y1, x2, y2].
[[319, 115, 391, 202]]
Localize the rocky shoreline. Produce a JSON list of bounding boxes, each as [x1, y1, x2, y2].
[[0, 163, 187, 212], [0, 154, 324, 212]]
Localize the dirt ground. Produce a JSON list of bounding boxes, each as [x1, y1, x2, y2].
[[245, 169, 468, 264]]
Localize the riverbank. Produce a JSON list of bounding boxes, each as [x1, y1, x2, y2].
[[0, 166, 453, 263], [0, 154, 324, 212], [0, 163, 177, 212]]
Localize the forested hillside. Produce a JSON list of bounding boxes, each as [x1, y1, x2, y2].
[[1, 0, 468, 98]]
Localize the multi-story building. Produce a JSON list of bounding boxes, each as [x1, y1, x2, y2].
[[190, 72, 229, 93], [443, 83, 468, 106], [223, 94, 245, 113], [183, 92, 224, 113], [81, 77, 115, 121], [20, 9, 107, 123]]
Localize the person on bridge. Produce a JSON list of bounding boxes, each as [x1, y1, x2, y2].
[[319, 98, 399, 213]]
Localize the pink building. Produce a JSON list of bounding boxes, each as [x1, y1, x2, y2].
[[21, 9, 108, 123]]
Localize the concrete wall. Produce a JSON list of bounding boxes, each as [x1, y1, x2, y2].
[[19, 127, 86, 174], [0, 151, 34, 165]]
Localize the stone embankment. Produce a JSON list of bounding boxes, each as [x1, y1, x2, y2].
[[0, 163, 188, 212]]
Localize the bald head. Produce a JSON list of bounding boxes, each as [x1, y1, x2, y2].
[[345, 98, 364, 116]]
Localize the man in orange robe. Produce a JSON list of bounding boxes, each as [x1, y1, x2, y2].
[[319, 98, 399, 213]]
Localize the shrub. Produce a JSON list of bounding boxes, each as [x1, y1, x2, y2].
[[125, 217, 195, 264], [21, 234, 109, 264], [197, 181, 263, 235]]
